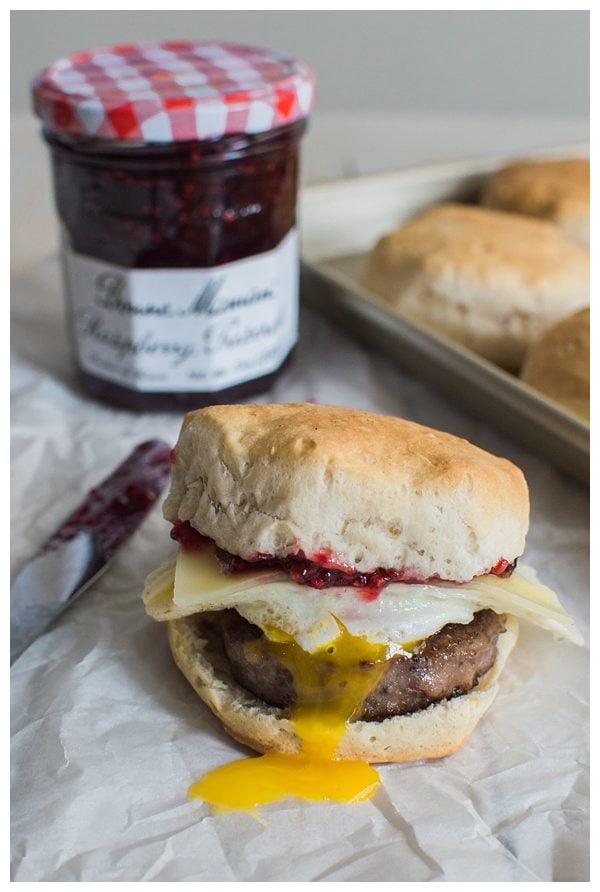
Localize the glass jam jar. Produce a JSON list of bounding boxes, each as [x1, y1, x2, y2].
[[32, 41, 315, 411]]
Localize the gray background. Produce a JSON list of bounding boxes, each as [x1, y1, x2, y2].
[[11, 10, 589, 116]]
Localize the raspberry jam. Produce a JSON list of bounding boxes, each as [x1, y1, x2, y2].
[[32, 42, 315, 411], [48, 440, 172, 560], [170, 519, 212, 552], [170, 521, 516, 591]]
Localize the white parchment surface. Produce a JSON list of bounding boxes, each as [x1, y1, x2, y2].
[[11, 116, 589, 882]]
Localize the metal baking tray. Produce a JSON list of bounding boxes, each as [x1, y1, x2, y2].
[[299, 151, 589, 485]]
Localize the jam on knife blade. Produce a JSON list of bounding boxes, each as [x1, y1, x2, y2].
[[10, 440, 172, 664]]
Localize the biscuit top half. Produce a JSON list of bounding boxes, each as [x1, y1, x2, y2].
[[164, 403, 529, 583]]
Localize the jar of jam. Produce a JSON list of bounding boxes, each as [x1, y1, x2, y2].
[[32, 41, 315, 410]]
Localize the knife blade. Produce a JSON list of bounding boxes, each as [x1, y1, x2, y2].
[[10, 439, 173, 665]]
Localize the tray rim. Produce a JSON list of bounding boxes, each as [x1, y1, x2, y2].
[[299, 142, 589, 220]]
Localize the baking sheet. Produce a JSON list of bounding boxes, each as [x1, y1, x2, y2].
[[299, 151, 589, 484]]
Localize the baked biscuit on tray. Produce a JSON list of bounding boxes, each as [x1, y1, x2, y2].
[[481, 158, 589, 248], [521, 307, 590, 421], [364, 203, 589, 371]]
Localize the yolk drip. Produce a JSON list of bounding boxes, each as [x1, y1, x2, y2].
[[188, 623, 390, 814]]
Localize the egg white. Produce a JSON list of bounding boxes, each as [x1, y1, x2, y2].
[[142, 546, 583, 653]]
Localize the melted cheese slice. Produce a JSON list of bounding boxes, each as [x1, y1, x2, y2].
[[143, 545, 583, 651]]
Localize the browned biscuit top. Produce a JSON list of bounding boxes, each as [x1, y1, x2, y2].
[[363, 202, 589, 370], [521, 307, 590, 420], [164, 403, 529, 582], [369, 202, 587, 286], [481, 158, 589, 244]]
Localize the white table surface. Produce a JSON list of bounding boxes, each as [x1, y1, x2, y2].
[[11, 111, 590, 882]]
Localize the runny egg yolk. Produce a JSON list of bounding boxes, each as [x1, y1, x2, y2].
[[188, 623, 394, 815]]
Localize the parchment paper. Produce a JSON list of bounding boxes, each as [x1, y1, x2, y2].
[[11, 118, 589, 883]]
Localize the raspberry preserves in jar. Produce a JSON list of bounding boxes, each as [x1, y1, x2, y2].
[[32, 41, 315, 411]]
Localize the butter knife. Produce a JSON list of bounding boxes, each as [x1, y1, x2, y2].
[[10, 439, 172, 665]]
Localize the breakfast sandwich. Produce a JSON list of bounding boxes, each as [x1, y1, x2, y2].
[[363, 203, 589, 371], [481, 158, 590, 248], [143, 403, 582, 811]]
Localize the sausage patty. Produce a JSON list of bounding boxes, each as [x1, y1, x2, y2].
[[218, 608, 507, 720]]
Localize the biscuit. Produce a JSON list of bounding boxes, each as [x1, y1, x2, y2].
[[481, 158, 589, 247], [521, 307, 590, 420], [363, 203, 589, 370], [163, 402, 529, 583]]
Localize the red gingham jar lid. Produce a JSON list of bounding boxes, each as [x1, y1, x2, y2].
[[32, 40, 316, 143]]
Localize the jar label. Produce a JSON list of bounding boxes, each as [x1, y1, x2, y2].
[[64, 229, 299, 392]]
